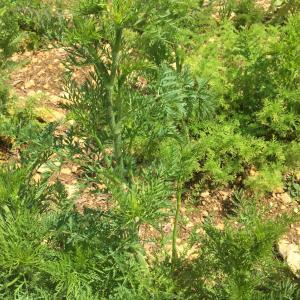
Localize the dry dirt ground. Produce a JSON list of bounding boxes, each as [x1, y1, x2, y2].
[[3, 40, 300, 262]]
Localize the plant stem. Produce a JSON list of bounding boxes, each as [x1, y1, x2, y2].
[[175, 45, 182, 73], [172, 181, 182, 267], [105, 27, 124, 177]]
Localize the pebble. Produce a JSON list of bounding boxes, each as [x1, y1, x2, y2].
[[65, 184, 77, 197], [201, 191, 210, 198], [281, 192, 292, 204], [196, 228, 205, 235], [71, 165, 78, 173], [202, 210, 209, 217], [24, 80, 35, 89], [215, 223, 225, 231], [186, 222, 194, 229], [219, 191, 229, 200], [61, 167, 72, 175]]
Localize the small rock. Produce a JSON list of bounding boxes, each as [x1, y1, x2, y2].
[[201, 191, 210, 198], [219, 190, 229, 200], [202, 210, 209, 218], [57, 48, 66, 54], [37, 70, 45, 76], [61, 167, 72, 175], [278, 239, 300, 278], [215, 223, 225, 231], [32, 173, 41, 182], [65, 184, 77, 197], [24, 80, 35, 89], [35, 108, 65, 123], [49, 95, 63, 105], [71, 165, 78, 173], [186, 222, 194, 229], [294, 208, 299, 214], [186, 246, 198, 260], [196, 228, 205, 235], [28, 90, 39, 97], [249, 168, 259, 177], [53, 161, 62, 167], [67, 119, 76, 126], [286, 244, 300, 278], [23, 51, 31, 57], [281, 192, 292, 204], [97, 183, 106, 190], [11, 54, 19, 62], [278, 239, 290, 259]]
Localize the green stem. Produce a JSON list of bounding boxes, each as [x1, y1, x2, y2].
[[105, 27, 124, 177], [172, 181, 182, 267], [175, 45, 182, 73]]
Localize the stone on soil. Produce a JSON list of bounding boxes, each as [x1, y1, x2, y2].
[[278, 239, 300, 278], [201, 191, 210, 198], [34, 107, 65, 123]]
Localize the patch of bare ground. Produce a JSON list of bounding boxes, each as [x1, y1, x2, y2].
[[7, 46, 89, 207], [10, 47, 67, 98], [257, 0, 272, 10]]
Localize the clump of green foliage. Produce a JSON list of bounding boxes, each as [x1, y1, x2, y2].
[[218, 0, 265, 28], [0, 0, 21, 65], [0, 165, 175, 299], [0, 0, 300, 299], [0, 81, 9, 114], [179, 194, 299, 299], [188, 12, 300, 193], [0, 0, 69, 53], [15, 0, 68, 49]]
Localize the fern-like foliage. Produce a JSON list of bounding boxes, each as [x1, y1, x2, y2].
[[0, 1, 21, 64]]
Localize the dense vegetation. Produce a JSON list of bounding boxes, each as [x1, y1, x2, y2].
[[0, 0, 300, 298]]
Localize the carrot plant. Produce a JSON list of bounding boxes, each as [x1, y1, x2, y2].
[[1, 0, 300, 298], [64, 0, 209, 262], [0, 0, 21, 66], [65, 0, 198, 179]]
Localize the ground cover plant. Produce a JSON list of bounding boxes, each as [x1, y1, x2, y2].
[[0, 0, 300, 299]]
